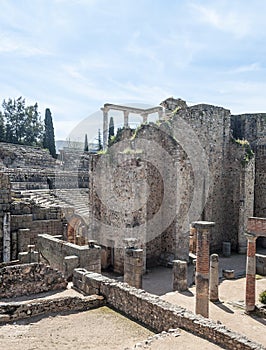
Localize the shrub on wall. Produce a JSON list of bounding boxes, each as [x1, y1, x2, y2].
[[259, 290, 266, 304]]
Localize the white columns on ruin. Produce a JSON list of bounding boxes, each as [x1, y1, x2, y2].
[[123, 110, 129, 128], [158, 109, 163, 120], [210, 254, 219, 302], [101, 107, 109, 150], [3, 212, 11, 262], [141, 113, 148, 124], [245, 234, 257, 312], [192, 221, 215, 318]]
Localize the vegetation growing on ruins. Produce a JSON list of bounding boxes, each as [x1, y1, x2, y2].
[[43, 108, 56, 158], [259, 290, 266, 304], [233, 138, 254, 166]]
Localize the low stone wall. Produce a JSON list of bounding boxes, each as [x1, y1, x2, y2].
[[0, 295, 104, 324], [73, 269, 265, 350], [37, 234, 101, 279], [0, 263, 67, 298]]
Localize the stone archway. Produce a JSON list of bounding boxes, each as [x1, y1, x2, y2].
[[67, 215, 87, 245], [245, 217, 266, 311]]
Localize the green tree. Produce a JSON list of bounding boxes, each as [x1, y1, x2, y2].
[[108, 116, 114, 144], [84, 133, 89, 152], [43, 108, 56, 158], [97, 129, 102, 151], [2, 97, 26, 143], [24, 103, 43, 146]]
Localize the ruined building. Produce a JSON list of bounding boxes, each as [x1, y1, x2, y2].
[[0, 97, 265, 275]]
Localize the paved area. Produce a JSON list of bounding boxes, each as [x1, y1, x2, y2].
[[143, 252, 266, 347]]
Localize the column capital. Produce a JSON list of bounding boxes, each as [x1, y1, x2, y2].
[[191, 221, 215, 229], [245, 233, 257, 241], [101, 106, 109, 113]]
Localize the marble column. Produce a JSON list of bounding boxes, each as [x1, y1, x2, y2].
[[123, 110, 129, 128], [192, 221, 215, 318], [245, 234, 257, 312], [141, 113, 148, 124], [158, 108, 163, 120], [101, 107, 109, 150]]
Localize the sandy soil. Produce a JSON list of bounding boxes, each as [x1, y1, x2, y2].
[[0, 307, 154, 350]]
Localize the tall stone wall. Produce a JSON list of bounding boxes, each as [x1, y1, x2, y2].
[[231, 114, 266, 217], [171, 104, 233, 252]]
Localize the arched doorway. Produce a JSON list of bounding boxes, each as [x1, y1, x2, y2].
[[67, 215, 87, 245]]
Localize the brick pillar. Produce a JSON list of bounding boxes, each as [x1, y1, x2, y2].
[[192, 221, 215, 318], [124, 238, 143, 289], [210, 254, 219, 302], [245, 234, 257, 312], [172, 260, 187, 292]]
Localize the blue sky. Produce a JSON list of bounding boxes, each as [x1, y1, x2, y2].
[[1, 0, 266, 142]]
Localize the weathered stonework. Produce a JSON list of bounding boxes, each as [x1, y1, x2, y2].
[[37, 233, 101, 279], [73, 269, 265, 350], [0, 295, 104, 324], [0, 263, 67, 298]]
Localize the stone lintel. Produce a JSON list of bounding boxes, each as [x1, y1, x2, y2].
[[245, 232, 257, 239], [191, 221, 215, 229]]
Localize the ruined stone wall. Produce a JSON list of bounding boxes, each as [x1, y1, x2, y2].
[[255, 144, 266, 217], [89, 153, 148, 273], [0, 263, 67, 298], [37, 234, 101, 276], [231, 114, 266, 217], [171, 104, 233, 252], [0, 173, 11, 261], [0, 142, 55, 168], [73, 269, 264, 350], [0, 295, 104, 324], [10, 203, 64, 260]]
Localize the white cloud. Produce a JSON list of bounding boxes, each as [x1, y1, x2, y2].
[[190, 3, 250, 38], [229, 63, 261, 74], [0, 33, 51, 56]]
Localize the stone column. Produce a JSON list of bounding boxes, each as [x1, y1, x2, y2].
[[123, 110, 129, 128], [101, 107, 109, 150], [3, 212, 11, 262], [172, 260, 187, 292], [124, 238, 143, 289], [158, 108, 163, 120], [141, 113, 148, 124], [245, 234, 257, 312], [210, 254, 219, 302], [192, 221, 215, 318]]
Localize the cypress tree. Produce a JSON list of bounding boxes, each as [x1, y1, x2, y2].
[[43, 108, 56, 158], [84, 133, 89, 152]]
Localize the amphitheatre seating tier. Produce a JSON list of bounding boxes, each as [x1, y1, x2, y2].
[[0, 142, 55, 169]]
